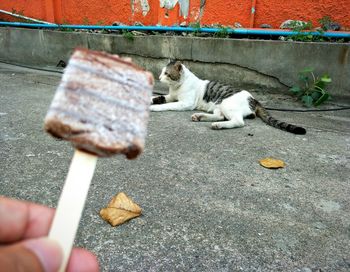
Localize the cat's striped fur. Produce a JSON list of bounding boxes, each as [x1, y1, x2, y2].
[[203, 81, 240, 104], [150, 61, 306, 135]]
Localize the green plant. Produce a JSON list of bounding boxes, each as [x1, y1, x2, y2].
[[289, 21, 313, 32], [290, 68, 331, 107], [318, 15, 332, 30], [189, 22, 201, 36], [122, 30, 135, 41], [288, 21, 326, 42], [214, 26, 230, 38]]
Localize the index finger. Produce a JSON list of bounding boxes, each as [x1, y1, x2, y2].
[[0, 196, 55, 243]]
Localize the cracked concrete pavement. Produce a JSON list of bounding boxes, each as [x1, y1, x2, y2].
[[0, 62, 349, 271]]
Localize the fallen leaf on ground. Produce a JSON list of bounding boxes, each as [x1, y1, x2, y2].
[[100, 208, 140, 226], [259, 157, 286, 169], [107, 192, 142, 214], [100, 192, 142, 227]]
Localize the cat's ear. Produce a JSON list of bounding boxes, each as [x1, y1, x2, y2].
[[174, 61, 182, 71]]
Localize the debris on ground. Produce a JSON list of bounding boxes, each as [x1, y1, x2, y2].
[[259, 157, 286, 169], [100, 192, 142, 227]]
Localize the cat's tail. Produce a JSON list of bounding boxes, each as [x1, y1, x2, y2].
[[250, 98, 306, 135]]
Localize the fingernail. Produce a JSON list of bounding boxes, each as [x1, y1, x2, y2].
[[24, 237, 63, 272]]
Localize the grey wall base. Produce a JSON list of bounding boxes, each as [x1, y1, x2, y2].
[[0, 27, 349, 101]]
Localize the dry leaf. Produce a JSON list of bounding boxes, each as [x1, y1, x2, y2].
[[108, 192, 142, 214], [100, 208, 140, 227], [100, 192, 142, 227], [259, 157, 286, 169]]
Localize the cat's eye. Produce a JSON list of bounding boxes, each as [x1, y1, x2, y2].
[[164, 72, 168, 76]]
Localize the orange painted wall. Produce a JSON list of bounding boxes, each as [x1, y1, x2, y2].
[[200, 0, 252, 27], [0, 0, 349, 29], [0, 1, 46, 22], [254, 1, 350, 29]]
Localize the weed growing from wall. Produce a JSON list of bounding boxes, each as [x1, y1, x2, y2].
[[189, 22, 201, 36], [214, 26, 230, 38], [290, 68, 331, 107], [122, 30, 135, 41]]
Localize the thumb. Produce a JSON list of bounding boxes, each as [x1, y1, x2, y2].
[[0, 237, 63, 272]]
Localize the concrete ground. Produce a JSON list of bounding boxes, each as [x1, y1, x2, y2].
[[0, 62, 349, 272]]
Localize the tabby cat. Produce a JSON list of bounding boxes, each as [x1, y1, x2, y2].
[[150, 61, 306, 135]]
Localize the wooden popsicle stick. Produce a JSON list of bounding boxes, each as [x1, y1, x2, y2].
[[48, 149, 97, 272]]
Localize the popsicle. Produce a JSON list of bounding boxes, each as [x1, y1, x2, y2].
[[44, 48, 153, 271]]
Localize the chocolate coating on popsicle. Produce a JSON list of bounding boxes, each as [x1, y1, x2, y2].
[[44, 48, 154, 159]]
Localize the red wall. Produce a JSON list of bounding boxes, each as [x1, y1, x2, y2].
[[0, 0, 349, 29], [254, 1, 350, 29]]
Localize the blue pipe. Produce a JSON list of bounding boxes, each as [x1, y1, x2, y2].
[[0, 21, 349, 38]]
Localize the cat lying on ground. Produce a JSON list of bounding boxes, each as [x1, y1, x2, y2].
[[150, 61, 306, 135]]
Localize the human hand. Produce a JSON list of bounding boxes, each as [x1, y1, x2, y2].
[[0, 196, 99, 272]]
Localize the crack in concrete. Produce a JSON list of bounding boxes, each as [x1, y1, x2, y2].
[[119, 48, 289, 89], [114, 34, 288, 88]]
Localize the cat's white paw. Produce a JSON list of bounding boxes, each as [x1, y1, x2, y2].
[[149, 105, 157, 111], [191, 114, 201, 122], [211, 122, 222, 130], [150, 105, 165, 111]]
